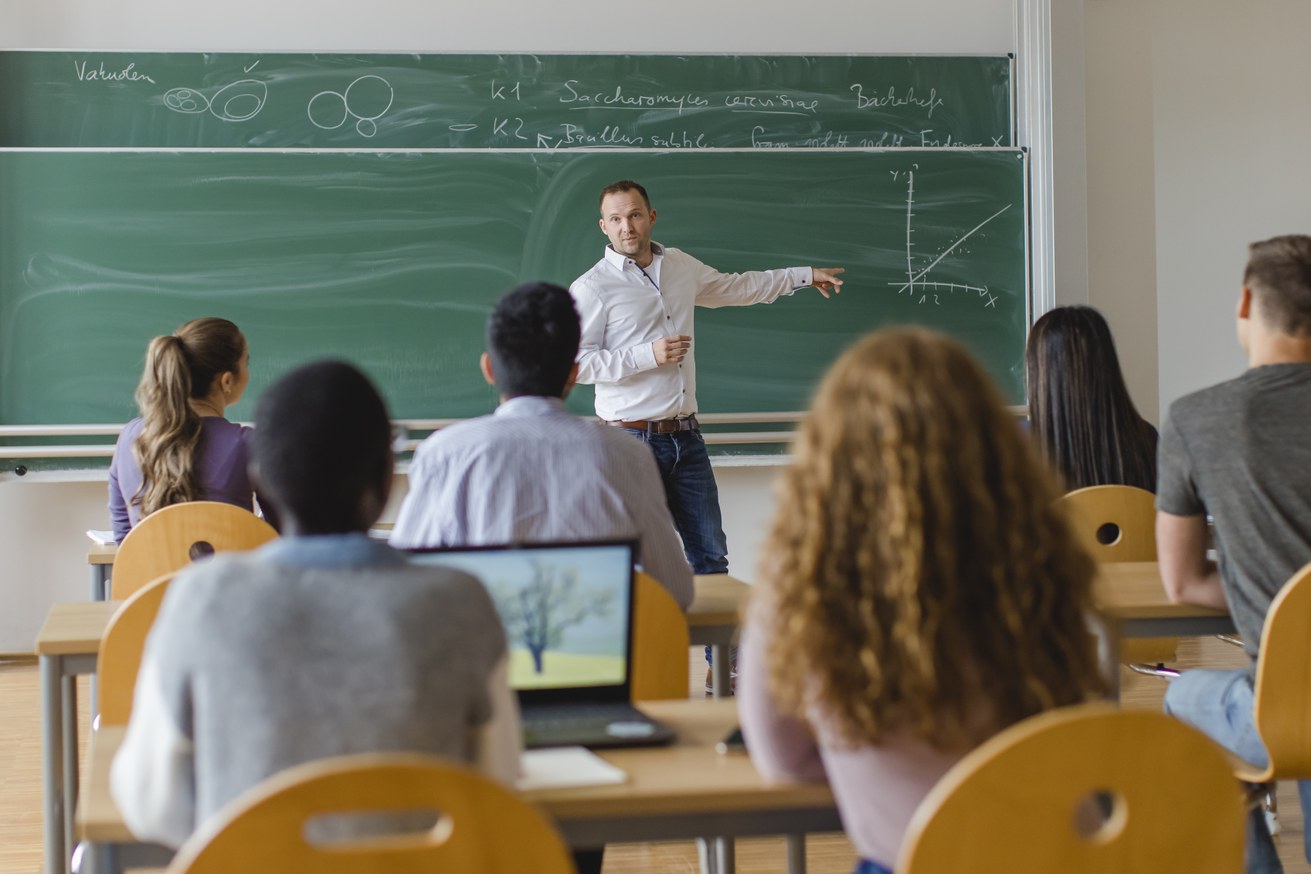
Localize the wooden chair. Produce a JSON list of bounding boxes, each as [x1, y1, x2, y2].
[[166, 753, 576, 874], [98, 572, 174, 727], [112, 501, 276, 600], [1057, 485, 1176, 667], [1234, 561, 1311, 789], [896, 703, 1246, 873], [632, 571, 692, 701]]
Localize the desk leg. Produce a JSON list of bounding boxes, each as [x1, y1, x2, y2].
[[715, 836, 735, 872], [41, 657, 67, 874], [90, 565, 110, 602], [63, 673, 79, 873], [710, 644, 730, 700], [786, 834, 806, 873]]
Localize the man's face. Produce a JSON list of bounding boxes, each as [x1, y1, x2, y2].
[[598, 190, 657, 263]]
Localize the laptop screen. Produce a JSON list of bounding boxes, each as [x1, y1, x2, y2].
[[407, 541, 635, 701]]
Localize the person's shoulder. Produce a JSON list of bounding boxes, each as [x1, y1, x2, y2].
[[202, 416, 252, 443], [570, 256, 613, 292], [115, 417, 145, 445], [1166, 374, 1248, 425], [412, 415, 497, 458]]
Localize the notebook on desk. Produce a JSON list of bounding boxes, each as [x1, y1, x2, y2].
[[407, 539, 676, 750]]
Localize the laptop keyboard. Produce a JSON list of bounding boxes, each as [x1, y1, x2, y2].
[[522, 702, 638, 731]]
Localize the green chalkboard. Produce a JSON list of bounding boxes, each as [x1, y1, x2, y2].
[[0, 52, 1011, 149], [0, 149, 1027, 428]]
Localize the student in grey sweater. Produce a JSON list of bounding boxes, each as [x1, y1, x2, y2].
[[111, 360, 520, 849]]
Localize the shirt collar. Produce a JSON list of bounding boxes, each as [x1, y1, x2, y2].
[[494, 395, 568, 418], [603, 241, 665, 271], [259, 532, 405, 569]]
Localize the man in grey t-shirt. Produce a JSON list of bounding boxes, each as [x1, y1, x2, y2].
[[1157, 234, 1311, 873]]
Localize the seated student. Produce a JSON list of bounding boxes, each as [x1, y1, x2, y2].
[[108, 317, 257, 543], [1025, 305, 1158, 491], [111, 360, 519, 849], [738, 329, 1106, 874], [390, 281, 694, 609], [1158, 235, 1311, 874]]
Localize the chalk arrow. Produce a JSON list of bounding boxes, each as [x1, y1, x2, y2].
[[537, 133, 554, 149]]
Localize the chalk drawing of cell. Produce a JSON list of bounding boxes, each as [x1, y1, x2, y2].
[[163, 79, 268, 122], [308, 75, 394, 138]]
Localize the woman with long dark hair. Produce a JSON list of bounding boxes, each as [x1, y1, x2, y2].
[[1025, 305, 1158, 491], [108, 317, 254, 542]]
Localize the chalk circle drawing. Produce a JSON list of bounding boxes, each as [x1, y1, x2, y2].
[[308, 75, 394, 138], [886, 168, 1010, 309], [163, 79, 268, 122]]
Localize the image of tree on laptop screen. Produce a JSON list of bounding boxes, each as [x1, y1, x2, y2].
[[481, 549, 629, 689]]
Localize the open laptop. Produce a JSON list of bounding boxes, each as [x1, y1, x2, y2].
[[407, 540, 676, 750]]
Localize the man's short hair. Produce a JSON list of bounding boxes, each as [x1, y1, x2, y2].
[[1244, 235, 1311, 337], [486, 282, 581, 399], [252, 360, 392, 534], [599, 179, 651, 209]]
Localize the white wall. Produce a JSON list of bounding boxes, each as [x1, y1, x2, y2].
[[1083, 0, 1159, 422], [5, 0, 1015, 52], [2, 0, 1046, 650], [1149, 0, 1311, 417]]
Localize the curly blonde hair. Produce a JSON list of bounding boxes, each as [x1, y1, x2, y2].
[[761, 329, 1106, 752]]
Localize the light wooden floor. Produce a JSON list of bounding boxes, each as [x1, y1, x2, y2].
[[1, 639, 1307, 873]]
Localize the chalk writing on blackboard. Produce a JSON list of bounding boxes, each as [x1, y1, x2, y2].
[[307, 75, 394, 138], [163, 79, 268, 122], [887, 168, 1011, 308]]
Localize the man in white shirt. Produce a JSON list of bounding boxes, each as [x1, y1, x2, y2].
[[569, 179, 845, 576]]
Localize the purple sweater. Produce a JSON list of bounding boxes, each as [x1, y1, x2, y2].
[[737, 598, 969, 868], [108, 416, 255, 543]]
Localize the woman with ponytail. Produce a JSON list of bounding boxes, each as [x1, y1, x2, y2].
[[108, 318, 254, 542]]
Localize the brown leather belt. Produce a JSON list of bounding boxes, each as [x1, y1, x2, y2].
[[604, 414, 699, 434]]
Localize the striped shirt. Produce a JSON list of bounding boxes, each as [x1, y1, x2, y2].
[[390, 396, 694, 608]]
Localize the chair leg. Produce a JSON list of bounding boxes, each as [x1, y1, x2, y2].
[[1264, 787, 1280, 836]]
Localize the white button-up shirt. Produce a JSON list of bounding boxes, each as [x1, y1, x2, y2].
[[570, 243, 813, 422]]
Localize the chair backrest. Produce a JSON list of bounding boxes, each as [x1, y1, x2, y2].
[[1252, 560, 1311, 780], [112, 501, 277, 599], [896, 703, 1245, 874], [98, 572, 175, 727], [1056, 485, 1157, 563], [631, 571, 691, 701], [166, 753, 576, 874]]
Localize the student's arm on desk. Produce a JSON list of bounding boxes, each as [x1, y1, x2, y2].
[[736, 605, 826, 782], [1157, 511, 1228, 611]]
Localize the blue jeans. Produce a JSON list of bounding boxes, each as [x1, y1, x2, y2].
[[853, 861, 893, 874], [1165, 668, 1311, 873], [626, 427, 730, 668], [625, 428, 729, 574]]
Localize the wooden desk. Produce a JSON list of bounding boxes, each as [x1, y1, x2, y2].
[[36, 601, 116, 874], [38, 577, 748, 874], [78, 699, 840, 874], [1093, 561, 1235, 696], [690, 574, 750, 698]]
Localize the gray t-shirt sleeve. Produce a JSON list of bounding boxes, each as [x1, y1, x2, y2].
[[1156, 405, 1205, 517]]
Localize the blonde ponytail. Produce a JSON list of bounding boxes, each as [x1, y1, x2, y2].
[[131, 318, 245, 516]]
